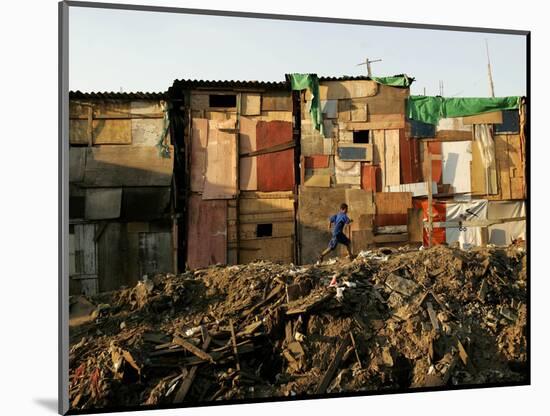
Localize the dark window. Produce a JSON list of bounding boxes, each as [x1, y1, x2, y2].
[[209, 94, 236, 108], [69, 196, 85, 219], [256, 223, 273, 237], [353, 130, 370, 143]]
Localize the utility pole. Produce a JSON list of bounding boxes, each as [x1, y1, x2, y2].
[[423, 87, 426, 96], [357, 58, 382, 77], [439, 80, 445, 96], [485, 39, 495, 97]]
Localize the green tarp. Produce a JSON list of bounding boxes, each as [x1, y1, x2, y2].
[[289, 73, 324, 136], [407, 95, 521, 125], [372, 75, 413, 88]]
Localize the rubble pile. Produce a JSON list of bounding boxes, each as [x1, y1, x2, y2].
[[68, 244, 527, 411]]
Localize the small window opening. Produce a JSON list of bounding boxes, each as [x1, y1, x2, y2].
[[256, 223, 273, 237], [353, 130, 370, 144], [209, 94, 236, 108]]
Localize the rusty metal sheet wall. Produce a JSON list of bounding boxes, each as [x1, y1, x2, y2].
[[186, 195, 227, 270], [256, 120, 294, 192]]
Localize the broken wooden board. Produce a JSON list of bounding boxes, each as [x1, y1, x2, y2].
[[315, 335, 351, 394], [172, 336, 215, 363], [408, 208, 424, 243], [173, 328, 212, 403]]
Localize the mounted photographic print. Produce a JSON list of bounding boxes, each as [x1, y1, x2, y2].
[[59, 1, 529, 414]]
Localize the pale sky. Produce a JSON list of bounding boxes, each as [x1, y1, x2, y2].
[[69, 6, 527, 97]]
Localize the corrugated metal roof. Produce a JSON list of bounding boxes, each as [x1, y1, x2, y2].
[[69, 91, 167, 99], [170, 79, 288, 91], [72, 74, 414, 99]]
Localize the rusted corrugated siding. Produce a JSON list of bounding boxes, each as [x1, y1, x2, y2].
[[305, 155, 330, 169], [186, 195, 227, 269], [428, 142, 442, 183], [361, 164, 379, 192], [399, 129, 422, 184], [413, 199, 446, 246], [256, 121, 294, 192]]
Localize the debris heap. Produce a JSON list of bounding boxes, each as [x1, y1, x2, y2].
[[68, 244, 527, 411]]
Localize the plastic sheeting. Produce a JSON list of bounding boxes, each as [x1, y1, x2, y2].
[[407, 96, 521, 125], [445, 200, 488, 249], [487, 201, 526, 245], [441, 141, 472, 194]]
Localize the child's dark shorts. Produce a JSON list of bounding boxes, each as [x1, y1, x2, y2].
[[328, 232, 350, 250]]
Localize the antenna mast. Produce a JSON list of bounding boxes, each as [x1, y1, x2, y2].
[[485, 39, 495, 97], [357, 58, 382, 77]]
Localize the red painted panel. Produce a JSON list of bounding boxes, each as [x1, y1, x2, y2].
[[428, 141, 442, 183], [361, 164, 379, 192], [186, 195, 227, 270], [256, 121, 294, 191], [413, 198, 446, 246], [305, 155, 330, 169], [400, 129, 422, 184]]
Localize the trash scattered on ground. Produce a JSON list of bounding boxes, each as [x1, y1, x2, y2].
[[68, 244, 527, 410]]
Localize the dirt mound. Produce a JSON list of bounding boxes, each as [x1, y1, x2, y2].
[[68, 244, 527, 411]]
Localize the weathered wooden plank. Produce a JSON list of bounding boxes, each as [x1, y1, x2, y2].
[[361, 164, 379, 192], [384, 129, 401, 187], [172, 336, 215, 363], [241, 93, 261, 116], [435, 130, 472, 141], [373, 130, 385, 189], [190, 118, 208, 192], [203, 121, 238, 199], [187, 196, 227, 269], [343, 120, 405, 130], [375, 192, 412, 227], [408, 208, 424, 243], [304, 175, 331, 187], [83, 146, 173, 187], [240, 156, 257, 191], [256, 121, 294, 192], [463, 111, 503, 125], [350, 100, 368, 122], [85, 188, 122, 220], [262, 91, 292, 111]]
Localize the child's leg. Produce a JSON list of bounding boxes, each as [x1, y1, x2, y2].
[[319, 247, 332, 260], [345, 243, 354, 257], [319, 236, 337, 261]]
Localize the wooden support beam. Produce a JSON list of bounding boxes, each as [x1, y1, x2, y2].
[[239, 140, 295, 158], [173, 326, 212, 403], [315, 334, 351, 394], [426, 142, 433, 247], [229, 319, 241, 372], [428, 217, 526, 228], [172, 336, 215, 364]]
